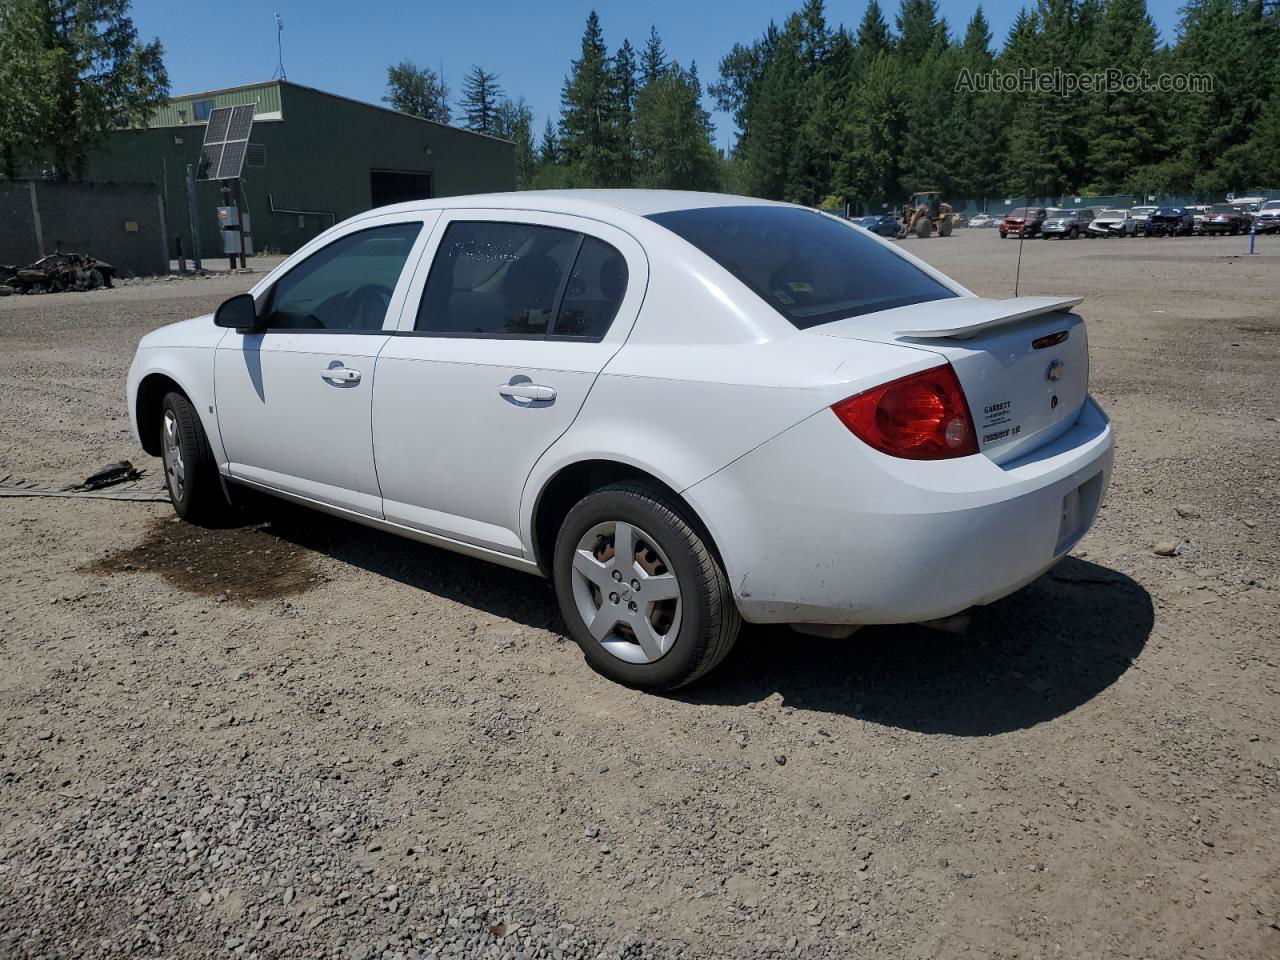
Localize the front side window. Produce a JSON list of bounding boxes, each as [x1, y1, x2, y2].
[[263, 222, 422, 331], [415, 221, 627, 340], [647, 205, 956, 330]]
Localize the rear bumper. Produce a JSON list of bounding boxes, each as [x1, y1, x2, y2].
[[684, 397, 1114, 626]]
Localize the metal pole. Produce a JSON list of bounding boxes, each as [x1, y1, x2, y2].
[[184, 165, 202, 271], [235, 180, 247, 269]]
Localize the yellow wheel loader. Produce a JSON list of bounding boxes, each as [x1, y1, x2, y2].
[[897, 191, 957, 239]]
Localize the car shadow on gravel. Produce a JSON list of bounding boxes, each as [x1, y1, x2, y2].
[[261, 502, 563, 630], [680, 557, 1153, 736]]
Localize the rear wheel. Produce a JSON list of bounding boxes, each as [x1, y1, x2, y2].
[[938, 218, 953, 237], [160, 392, 230, 524], [915, 217, 933, 239], [553, 483, 740, 691]]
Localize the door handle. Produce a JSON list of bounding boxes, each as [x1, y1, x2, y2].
[[321, 365, 361, 384], [498, 382, 556, 402]]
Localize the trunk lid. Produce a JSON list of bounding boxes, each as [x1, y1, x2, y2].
[[810, 296, 1090, 464]]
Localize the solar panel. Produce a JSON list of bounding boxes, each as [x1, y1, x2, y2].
[[198, 143, 223, 180], [226, 104, 255, 141], [204, 107, 232, 144], [216, 141, 248, 180], [197, 103, 256, 181]]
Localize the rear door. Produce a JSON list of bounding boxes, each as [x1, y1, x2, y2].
[[213, 214, 435, 515], [371, 210, 647, 555]]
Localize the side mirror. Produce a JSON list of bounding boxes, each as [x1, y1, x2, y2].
[[214, 293, 260, 331]]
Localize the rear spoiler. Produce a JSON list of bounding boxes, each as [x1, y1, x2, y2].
[[896, 296, 1083, 339]]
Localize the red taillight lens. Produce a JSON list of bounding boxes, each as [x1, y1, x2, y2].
[[832, 364, 979, 460]]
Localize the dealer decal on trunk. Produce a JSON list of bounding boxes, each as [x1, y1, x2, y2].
[[982, 400, 1021, 445]]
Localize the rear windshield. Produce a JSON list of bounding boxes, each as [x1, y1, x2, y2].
[[647, 205, 956, 329], [1210, 204, 1239, 213]]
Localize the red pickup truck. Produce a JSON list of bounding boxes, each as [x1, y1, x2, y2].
[[999, 207, 1049, 239]]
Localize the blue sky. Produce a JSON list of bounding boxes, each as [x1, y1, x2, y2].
[[129, 0, 1184, 151]]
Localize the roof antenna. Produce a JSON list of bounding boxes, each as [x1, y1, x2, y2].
[[271, 13, 287, 81], [1014, 193, 1030, 297]]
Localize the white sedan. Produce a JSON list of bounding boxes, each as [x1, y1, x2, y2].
[[127, 191, 1114, 690]]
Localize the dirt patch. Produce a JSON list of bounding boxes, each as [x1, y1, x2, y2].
[[81, 516, 323, 603]]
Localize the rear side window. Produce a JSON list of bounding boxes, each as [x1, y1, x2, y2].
[[415, 221, 627, 340], [264, 222, 422, 331], [554, 236, 628, 339], [648, 205, 955, 329]]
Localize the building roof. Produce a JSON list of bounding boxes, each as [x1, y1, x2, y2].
[[147, 79, 512, 145]]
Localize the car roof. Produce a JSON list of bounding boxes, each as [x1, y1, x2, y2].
[[357, 189, 793, 220]]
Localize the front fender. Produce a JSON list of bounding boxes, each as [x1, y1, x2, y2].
[[128, 346, 224, 466]]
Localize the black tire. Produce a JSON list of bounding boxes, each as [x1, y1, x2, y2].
[[1069, 226, 1079, 239], [160, 391, 230, 524], [552, 482, 741, 691]]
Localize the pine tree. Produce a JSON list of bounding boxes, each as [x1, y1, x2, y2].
[[613, 38, 638, 184], [461, 66, 503, 134], [493, 97, 536, 187], [1083, 0, 1162, 192], [641, 26, 668, 87], [538, 118, 560, 167], [952, 6, 1004, 205], [560, 11, 622, 186], [633, 63, 720, 189], [895, 0, 949, 62], [856, 1, 893, 56], [836, 52, 907, 209], [735, 17, 805, 199], [385, 61, 451, 124]]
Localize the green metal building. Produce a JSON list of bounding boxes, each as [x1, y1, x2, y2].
[[87, 80, 516, 257]]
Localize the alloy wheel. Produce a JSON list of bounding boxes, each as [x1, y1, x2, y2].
[[570, 520, 683, 664], [162, 409, 186, 502]]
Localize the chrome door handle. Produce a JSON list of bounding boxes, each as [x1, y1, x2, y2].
[[498, 382, 556, 402], [321, 365, 361, 384]]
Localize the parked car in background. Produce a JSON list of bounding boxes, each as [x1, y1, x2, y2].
[[127, 191, 1112, 690], [1201, 203, 1253, 235], [1041, 208, 1096, 239], [1184, 205, 1211, 234], [1145, 207, 1195, 237], [853, 213, 901, 237], [969, 212, 995, 228], [1087, 209, 1137, 238], [1228, 196, 1267, 212], [999, 206, 1049, 238], [1252, 200, 1280, 233], [1127, 206, 1158, 234], [953, 213, 969, 228]]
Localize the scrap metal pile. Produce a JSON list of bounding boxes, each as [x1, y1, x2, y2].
[[0, 252, 116, 295]]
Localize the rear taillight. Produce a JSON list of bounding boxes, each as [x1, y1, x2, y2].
[[832, 364, 979, 460]]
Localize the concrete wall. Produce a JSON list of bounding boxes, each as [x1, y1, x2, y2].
[[86, 81, 516, 257], [0, 180, 168, 276]]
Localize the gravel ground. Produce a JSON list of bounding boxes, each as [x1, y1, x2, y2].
[[1, 230, 1277, 960]]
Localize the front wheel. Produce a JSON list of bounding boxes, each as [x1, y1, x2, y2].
[[553, 483, 740, 690], [160, 392, 231, 524]]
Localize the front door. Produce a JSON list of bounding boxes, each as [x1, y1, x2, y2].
[[372, 212, 646, 555], [214, 216, 432, 516]]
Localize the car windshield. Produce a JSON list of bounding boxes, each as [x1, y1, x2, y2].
[[1008, 207, 1027, 217], [1131, 207, 1156, 215], [1263, 201, 1280, 210], [647, 205, 957, 329], [1099, 210, 1125, 218], [1209, 204, 1238, 214]]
